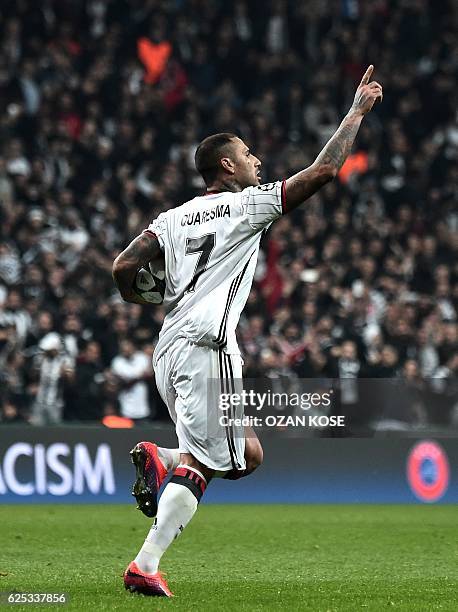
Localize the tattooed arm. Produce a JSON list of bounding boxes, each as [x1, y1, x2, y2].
[[284, 65, 383, 212], [112, 231, 162, 304]]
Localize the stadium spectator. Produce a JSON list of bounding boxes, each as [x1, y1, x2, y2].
[[64, 340, 104, 421], [30, 332, 74, 425], [0, 0, 456, 428], [111, 339, 152, 422]]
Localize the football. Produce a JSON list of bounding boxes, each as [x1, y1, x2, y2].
[[133, 263, 166, 304]]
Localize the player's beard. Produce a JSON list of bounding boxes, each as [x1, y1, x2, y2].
[[245, 173, 260, 188]]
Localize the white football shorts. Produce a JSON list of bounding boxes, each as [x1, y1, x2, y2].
[[154, 337, 246, 472]]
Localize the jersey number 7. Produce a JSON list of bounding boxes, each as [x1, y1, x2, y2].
[[185, 233, 216, 292]]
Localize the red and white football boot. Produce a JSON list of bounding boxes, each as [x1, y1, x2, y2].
[[130, 442, 168, 518], [124, 561, 173, 597]]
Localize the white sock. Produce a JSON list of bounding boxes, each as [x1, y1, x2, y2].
[[135, 481, 199, 574], [156, 447, 180, 472]]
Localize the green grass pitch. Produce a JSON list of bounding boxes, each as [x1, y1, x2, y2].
[[0, 504, 456, 611]]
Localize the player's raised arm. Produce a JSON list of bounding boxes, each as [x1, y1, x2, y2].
[[112, 231, 162, 303], [283, 65, 382, 213]]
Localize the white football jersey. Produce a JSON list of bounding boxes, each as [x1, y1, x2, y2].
[[147, 181, 285, 361]]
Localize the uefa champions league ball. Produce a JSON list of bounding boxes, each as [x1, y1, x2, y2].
[[133, 264, 165, 304]]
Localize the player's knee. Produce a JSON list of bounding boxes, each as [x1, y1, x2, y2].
[[179, 452, 215, 482]]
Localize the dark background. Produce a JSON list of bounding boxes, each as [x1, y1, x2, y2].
[[0, 0, 456, 431]]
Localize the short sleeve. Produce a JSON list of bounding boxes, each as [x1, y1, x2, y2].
[[144, 212, 167, 251], [241, 180, 285, 231]]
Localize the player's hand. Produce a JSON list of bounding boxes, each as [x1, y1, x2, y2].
[[120, 289, 151, 305], [350, 65, 383, 116]]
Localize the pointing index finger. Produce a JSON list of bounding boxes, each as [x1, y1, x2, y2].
[[360, 64, 374, 86]]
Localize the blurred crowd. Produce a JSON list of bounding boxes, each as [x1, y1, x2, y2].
[[0, 0, 456, 428]]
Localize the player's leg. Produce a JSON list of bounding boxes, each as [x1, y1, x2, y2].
[[132, 451, 210, 576], [129, 451, 212, 597], [126, 341, 219, 596], [244, 426, 263, 474], [223, 425, 263, 480], [179, 452, 215, 482], [156, 446, 180, 471]]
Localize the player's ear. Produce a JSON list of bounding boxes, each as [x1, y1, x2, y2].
[[220, 156, 235, 175]]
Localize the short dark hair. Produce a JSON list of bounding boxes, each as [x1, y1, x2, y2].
[[194, 132, 237, 185]]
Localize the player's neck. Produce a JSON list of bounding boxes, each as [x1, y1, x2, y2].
[[206, 178, 243, 194]]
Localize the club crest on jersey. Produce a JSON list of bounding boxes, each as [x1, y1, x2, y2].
[[181, 204, 230, 226], [256, 182, 276, 191]]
